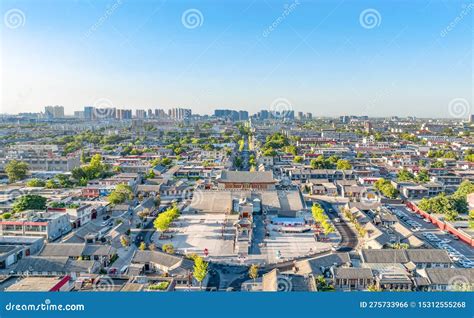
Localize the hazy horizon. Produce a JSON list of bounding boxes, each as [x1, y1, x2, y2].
[[1, 0, 472, 118]]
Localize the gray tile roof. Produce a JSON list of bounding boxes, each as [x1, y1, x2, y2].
[[14, 256, 98, 273], [40, 243, 85, 257], [361, 249, 452, 264], [131, 250, 182, 269], [297, 253, 351, 275], [219, 171, 275, 183], [361, 249, 409, 263], [334, 268, 374, 279], [425, 268, 474, 285], [83, 244, 116, 256], [405, 249, 452, 263]]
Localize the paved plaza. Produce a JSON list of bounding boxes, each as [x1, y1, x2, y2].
[[153, 213, 237, 257], [152, 211, 338, 264]]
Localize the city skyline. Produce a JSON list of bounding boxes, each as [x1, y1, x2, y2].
[[1, 0, 472, 118]]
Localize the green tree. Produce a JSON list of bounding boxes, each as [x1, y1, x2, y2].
[[431, 161, 445, 168], [249, 264, 259, 282], [193, 256, 209, 290], [311, 203, 334, 235], [315, 275, 335, 291], [107, 184, 133, 204], [45, 179, 60, 189], [293, 156, 304, 164], [416, 169, 430, 183], [453, 180, 474, 199], [12, 195, 47, 212], [5, 160, 29, 183], [374, 179, 398, 199], [153, 205, 180, 233], [1, 212, 12, 219], [26, 178, 46, 187], [397, 169, 414, 182], [336, 159, 352, 170], [139, 241, 146, 250], [391, 243, 409, 249], [367, 284, 382, 292], [120, 235, 129, 248], [162, 243, 174, 254], [310, 156, 332, 169]]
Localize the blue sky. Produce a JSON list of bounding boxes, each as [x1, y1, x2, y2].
[[1, 0, 472, 117]]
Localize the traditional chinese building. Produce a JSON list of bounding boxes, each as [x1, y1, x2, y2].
[[217, 171, 277, 190]]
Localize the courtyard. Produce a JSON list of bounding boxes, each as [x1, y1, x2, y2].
[[151, 210, 339, 264]]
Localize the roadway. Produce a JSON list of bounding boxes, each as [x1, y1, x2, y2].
[[390, 204, 474, 261]]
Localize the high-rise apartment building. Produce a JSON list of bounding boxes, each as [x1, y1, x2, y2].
[[168, 108, 192, 120], [44, 105, 64, 118]]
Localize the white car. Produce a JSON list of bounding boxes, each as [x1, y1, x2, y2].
[[440, 239, 451, 244]]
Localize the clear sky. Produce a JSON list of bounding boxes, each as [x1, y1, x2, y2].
[[0, 0, 472, 117]]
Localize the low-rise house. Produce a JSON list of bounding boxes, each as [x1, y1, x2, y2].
[[416, 268, 474, 291], [401, 184, 429, 199], [295, 253, 351, 276], [375, 266, 413, 291], [5, 276, 72, 292], [0, 236, 44, 269], [0, 210, 72, 241], [14, 256, 100, 277], [423, 182, 444, 197], [332, 268, 374, 290], [130, 250, 193, 278], [431, 174, 462, 193], [360, 249, 452, 269], [48, 204, 101, 228], [217, 171, 277, 190], [39, 243, 117, 267]]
